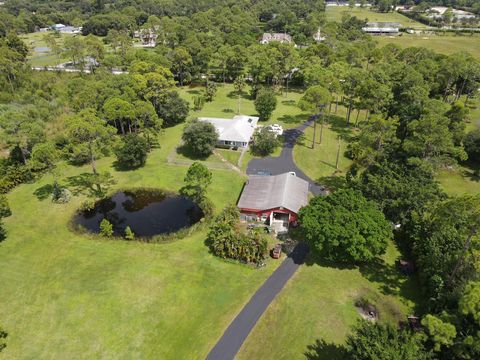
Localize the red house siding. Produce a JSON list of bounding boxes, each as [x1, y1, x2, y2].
[[239, 207, 299, 223]]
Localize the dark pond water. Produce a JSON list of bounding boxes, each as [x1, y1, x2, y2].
[[74, 189, 204, 237]]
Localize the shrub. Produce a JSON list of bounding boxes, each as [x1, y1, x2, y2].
[[99, 219, 114, 237], [125, 226, 135, 240], [254, 88, 277, 121], [251, 128, 279, 156], [193, 95, 205, 111], [155, 91, 189, 126], [52, 184, 72, 204], [204, 83, 217, 102], [0, 195, 11, 218], [115, 133, 150, 168], [182, 120, 218, 158], [207, 205, 268, 264], [0, 220, 6, 242], [0, 165, 33, 194]]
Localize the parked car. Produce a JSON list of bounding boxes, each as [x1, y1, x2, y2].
[[272, 244, 282, 259], [266, 124, 283, 136]]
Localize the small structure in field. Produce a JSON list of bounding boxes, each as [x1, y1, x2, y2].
[[237, 173, 309, 234], [362, 22, 402, 35], [260, 33, 294, 45], [198, 115, 259, 148]]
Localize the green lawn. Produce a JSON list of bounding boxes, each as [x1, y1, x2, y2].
[[21, 32, 73, 67], [325, 7, 426, 28], [178, 84, 310, 130], [293, 109, 356, 183], [375, 34, 480, 59], [216, 149, 242, 166], [238, 241, 421, 359], [437, 165, 480, 196], [0, 124, 284, 359]]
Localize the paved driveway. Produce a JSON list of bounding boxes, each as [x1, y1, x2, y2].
[[246, 120, 325, 196], [205, 243, 308, 360]]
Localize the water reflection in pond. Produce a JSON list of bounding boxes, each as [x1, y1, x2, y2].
[[74, 189, 203, 237]]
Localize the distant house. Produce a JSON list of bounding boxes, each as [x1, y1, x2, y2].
[[427, 7, 476, 20], [134, 29, 158, 47], [260, 33, 294, 45], [237, 173, 310, 233], [51, 24, 66, 31], [198, 115, 259, 148], [362, 22, 402, 34], [49, 24, 82, 34]]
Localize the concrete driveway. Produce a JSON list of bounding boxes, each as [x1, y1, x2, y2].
[[247, 120, 325, 196]]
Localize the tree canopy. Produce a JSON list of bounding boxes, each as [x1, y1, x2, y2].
[[299, 189, 392, 263]]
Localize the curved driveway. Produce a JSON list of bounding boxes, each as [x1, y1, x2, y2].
[[247, 120, 325, 196], [206, 121, 320, 360]]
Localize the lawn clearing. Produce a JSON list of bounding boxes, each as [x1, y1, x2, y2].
[[293, 111, 356, 183], [178, 84, 310, 130], [0, 125, 282, 359], [325, 7, 426, 28], [237, 241, 421, 359], [375, 34, 480, 59], [437, 164, 480, 196], [21, 31, 73, 67]]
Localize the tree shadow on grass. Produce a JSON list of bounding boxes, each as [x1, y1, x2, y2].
[[33, 184, 54, 201], [316, 176, 348, 191], [227, 91, 251, 100], [281, 99, 297, 106], [65, 172, 115, 198], [304, 339, 348, 360], [278, 113, 309, 125], [328, 115, 355, 142], [358, 257, 424, 313], [186, 89, 202, 95], [112, 160, 144, 172], [176, 145, 210, 161], [460, 162, 480, 182]]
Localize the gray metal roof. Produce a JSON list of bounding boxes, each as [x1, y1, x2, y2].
[[237, 173, 309, 213]]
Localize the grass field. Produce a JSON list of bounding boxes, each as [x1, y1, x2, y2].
[[375, 34, 480, 59], [0, 124, 286, 359], [293, 112, 356, 183], [325, 7, 426, 28], [20, 32, 73, 67], [238, 242, 421, 359], [178, 84, 310, 130]]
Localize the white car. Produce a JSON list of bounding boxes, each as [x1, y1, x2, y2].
[[266, 124, 283, 136]]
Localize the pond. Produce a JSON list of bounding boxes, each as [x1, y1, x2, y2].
[[74, 189, 204, 237]]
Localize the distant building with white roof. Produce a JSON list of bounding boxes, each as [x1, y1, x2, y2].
[[362, 22, 402, 34], [198, 115, 259, 148], [427, 7, 476, 20], [260, 33, 294, 45]]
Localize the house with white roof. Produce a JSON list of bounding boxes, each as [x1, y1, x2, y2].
[[198, 115, 259, 148], [362, 22, 402, 34], [260, 33, 294, 45]]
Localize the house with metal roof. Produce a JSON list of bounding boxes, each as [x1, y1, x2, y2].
[[362, 22, 402, 35], [198, 115, 259, 148], [237, 173, 310, 233]]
